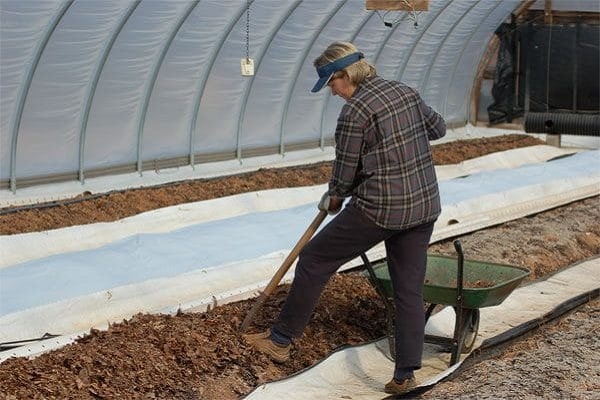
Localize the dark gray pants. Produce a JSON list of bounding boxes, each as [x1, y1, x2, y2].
[[274, 204, 434, 372]]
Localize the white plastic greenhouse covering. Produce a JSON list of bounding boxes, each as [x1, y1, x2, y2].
[[1, 0, 564, 192], [1, 2, 600, 395]]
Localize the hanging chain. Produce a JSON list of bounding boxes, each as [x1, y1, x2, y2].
[[245, 0, 250, 61], [240, 0, 253, 76]]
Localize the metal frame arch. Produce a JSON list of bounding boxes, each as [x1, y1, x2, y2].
[[318, 10, 409, 146], [8, 0, 73, 193], [417, 0, 479, 95], [135, 0, 200, 175], [278, 0, 347, 156], [394, 0, 453, 83], [235, 0, 303, 162], [77, 1, 141, 184], [442, 1, 503, 119], [188, 0, 253, 168]]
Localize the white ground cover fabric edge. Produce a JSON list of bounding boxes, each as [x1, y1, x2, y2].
[[0, 144, 579, 268], [243, 258, 600, 400], [0, 127, 559, 209]]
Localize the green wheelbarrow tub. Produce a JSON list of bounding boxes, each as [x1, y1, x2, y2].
[[371, 255, 530, 309]]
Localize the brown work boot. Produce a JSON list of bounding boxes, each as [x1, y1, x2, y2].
[[384, 376, 417, 395], [242, 329, 290, 363], [242, 329, 271, 343]]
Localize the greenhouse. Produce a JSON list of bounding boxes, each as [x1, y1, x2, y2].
[[1, 1, 598, 398]]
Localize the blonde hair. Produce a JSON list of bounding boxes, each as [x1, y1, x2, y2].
[[313, 41, 376, 86]]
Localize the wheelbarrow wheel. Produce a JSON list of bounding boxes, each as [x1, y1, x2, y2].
[[460, 309, 480, 353]]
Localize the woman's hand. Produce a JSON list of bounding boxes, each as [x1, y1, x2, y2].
[[318, 191, 343, 215]]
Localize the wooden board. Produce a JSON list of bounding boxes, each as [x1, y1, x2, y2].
[[366, 0, 429, 11]]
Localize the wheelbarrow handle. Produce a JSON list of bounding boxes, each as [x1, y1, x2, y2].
[[239, 210, 328, 333], [453, 239, 463, 260]]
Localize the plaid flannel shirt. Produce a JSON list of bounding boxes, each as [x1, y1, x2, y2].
[[329, 76, 446, 230]]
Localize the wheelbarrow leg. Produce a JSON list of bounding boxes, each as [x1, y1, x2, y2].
[[449, 306, 464, 365], [450, 239, 466, 366], [450, 308, 481, 365], [360, 253, 396, 361], [425, 303, 437, 323]]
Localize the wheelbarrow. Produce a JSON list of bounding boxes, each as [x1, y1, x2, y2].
[[361, 239, 530, 366]]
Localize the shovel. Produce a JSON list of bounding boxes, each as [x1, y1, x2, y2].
[[239, 209, 327, 333]]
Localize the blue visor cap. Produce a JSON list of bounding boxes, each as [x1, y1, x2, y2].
[[311, 52, 364, 93]]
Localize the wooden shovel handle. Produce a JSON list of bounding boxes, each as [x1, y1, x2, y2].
[[239, 210, 327, 333]]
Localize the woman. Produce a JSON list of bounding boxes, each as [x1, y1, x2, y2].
[[244, 41, 446, 395]]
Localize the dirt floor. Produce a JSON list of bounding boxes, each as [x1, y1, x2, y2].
[[419, 298, 599, 400], [0, 134, 598, 399]]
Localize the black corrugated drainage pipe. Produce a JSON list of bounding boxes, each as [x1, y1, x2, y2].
[[524, 112, 600, 136], [525, 113, 600, 136]]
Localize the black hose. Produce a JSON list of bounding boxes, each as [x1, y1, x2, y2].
[[524, 112, 600, 136], [478, 287, 598, 351], [0, 332, 61, 352]]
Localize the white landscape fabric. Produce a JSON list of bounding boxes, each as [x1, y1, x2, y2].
[[0, 144, 579, 267], [0, 147, 598, 350], [243, 258, 600, 399]]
